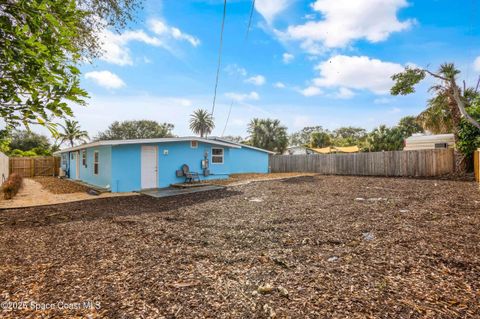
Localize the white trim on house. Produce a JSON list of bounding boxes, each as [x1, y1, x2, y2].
[[54, 137, 241, 155], [209, 137, 276, 154]]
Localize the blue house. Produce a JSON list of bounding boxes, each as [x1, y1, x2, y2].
[[55, 137, 273, 192]]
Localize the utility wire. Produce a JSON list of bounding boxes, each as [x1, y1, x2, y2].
[[211, 0, 227, 117], [221, 0, 256, 137]]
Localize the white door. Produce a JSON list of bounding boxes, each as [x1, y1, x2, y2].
[[75, 151, 80, 179], [141, 146, 158, 189]]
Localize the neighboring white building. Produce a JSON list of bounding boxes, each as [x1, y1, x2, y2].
[[403, 133, 455, 151], [284, 146, 315, 155]]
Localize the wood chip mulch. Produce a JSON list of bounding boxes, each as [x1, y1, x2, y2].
[[0, 175, 479, 318], [32, 177, 90, 194]]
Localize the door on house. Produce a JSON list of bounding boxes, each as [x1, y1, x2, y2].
[[141, 145, 158, 189], [75, 151, 80, 179]]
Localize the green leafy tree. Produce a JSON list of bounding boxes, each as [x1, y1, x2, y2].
[[310, 131, 331, 148], [367, 125, 404, 152], [397, 116, 424, 138], [58, 119, 89, 147], [417, 94, 454, 134], [189, 109, 215, 138], [8, 130, 51, 152], [391, 63, 480, 173], [331, 126, 367, 147], [0, 0, 142, 130], [247, 118, 288, 153], [97, 120, 175, 140], [457, 98, 480, 160], [289, 126, 325, 146]]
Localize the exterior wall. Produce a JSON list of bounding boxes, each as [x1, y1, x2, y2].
[[227, 147, 269, 174], [67, 146, 112, 189], [111, 141, 231, 192]]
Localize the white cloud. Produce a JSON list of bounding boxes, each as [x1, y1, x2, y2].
[[85, 71, 126, 89], [282, 53, 295, 64], [225, 64, 247, 77], [99, 29, 164, 66], [98, 19, 200, 66], [389, 107, 402, 114], [255, 0, 292, 24], [474, 56, 480, 72], [245, 75, 266, 86], [273, 82, 286, 88], [149, 19, 200, 47], [334, 87, 355, 99], [312, 55, 404, 94], [300, 86, 323, 97], [281, 0, 414, 53], [374, 97, 394, 104], [225, 91, 260, 102]]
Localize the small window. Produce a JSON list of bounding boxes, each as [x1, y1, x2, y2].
[[82, 150, 87, 167], [211, 148, 224, 164], [434, 143, 448, 149], [71, 153, 74, 160], [191, 141, 198, 148], [94, 151, 99, 175]]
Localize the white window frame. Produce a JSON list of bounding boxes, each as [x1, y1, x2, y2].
[[93, 151, 99, 175], [190, 140, 198, 148], [82, 150, 87, 167], [211, 147, 224, 164]]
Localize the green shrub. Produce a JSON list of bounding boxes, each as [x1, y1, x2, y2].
[[2, 173, 23, 200]]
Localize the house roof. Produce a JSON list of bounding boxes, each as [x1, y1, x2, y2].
[[209, 137, 276, 154], [405, 133, 454, 142], [54, 137, 241, 155]]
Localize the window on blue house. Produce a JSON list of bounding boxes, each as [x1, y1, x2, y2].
[[211, 148, 224, 164], [94, 151, 99, 175], [82, 150, 87, 167]]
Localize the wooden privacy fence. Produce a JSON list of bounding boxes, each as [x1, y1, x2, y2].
[[270, 149, 455, 177], [9, 156, 61, 178]]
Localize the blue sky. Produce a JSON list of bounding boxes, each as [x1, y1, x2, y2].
[[71, 0, 480, 138]]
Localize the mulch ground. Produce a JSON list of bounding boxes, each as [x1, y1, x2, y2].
[[32, 177, 90, 194], [206, 173, 316, 186], [0, 175, 479, 318]]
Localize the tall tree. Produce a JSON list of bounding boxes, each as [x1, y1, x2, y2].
[[247, 118, 288, 153], [397, 116, 424, 137], [310, 131, 331, 148], [416, 94, 454, 134], [289, 126, 325, 146], [189, 109, 215, 138], [332, 126, 367, 147], [391, 63, 480, 172], [0, 0, 142, 130], [8, 130, 51, 153], [367, 125, 404, 152], [96, 120, 174, 140], [58, 119, 89, 147]]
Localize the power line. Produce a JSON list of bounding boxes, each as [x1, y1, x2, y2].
[[211, 0, 227, 117], [221, 0, 256, 137]]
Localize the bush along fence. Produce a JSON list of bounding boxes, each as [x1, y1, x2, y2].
[[269, 149, 455, 177], [9, 156, 60, 178], [2, 173, 23, 199]]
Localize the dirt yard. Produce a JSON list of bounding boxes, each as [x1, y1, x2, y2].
[[0, 175, 479, 318], [0, 177, 137, 209]]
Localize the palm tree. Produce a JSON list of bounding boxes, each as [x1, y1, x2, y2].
[[247, 118, 288, 153], [189, 109, 215, 137], [58, 119, 89, 147]]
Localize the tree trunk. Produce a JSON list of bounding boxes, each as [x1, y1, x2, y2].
[[447, 89, 468, 175]]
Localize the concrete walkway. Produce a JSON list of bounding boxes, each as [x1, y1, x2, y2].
[[140, 185, 225, 198]]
